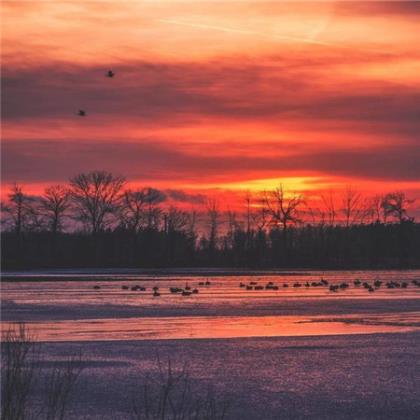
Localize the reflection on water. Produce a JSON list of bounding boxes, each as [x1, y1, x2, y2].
[[2, 312, 420, 341], [2, 313, 419, 342], [1, 270, 420, 342]]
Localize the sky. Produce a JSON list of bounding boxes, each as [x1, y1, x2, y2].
[[2, 1, 420, 211]]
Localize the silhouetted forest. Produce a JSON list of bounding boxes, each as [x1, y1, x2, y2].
[[2, 171, 419, 269]]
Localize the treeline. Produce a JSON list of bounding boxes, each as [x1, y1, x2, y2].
[[1, 171, 419, 269]]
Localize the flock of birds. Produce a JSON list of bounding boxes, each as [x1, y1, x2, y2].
[[92, 280, 212, 297], [91, 278, 420, 297], [239, 278, 420, 293], [77, 70, 115, 117]]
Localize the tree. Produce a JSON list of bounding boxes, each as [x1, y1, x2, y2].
[[40, 185, 70, 234], [165, 207, 190, 234], [369, 194, 385, 223], [264, 185, 304, 232], [119, 189, 147, 232], [381, 192, 414, 224], [143, 188, 166, 230], [207, 199, 220, 254], [341, 187, 363, 227], [320, 191, 336, 226], [69, 171, 125, 234], [1, 184, 38, 234], [251, 196, 268, 232]]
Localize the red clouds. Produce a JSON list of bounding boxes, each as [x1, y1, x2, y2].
[[2, 1, 420, 206]]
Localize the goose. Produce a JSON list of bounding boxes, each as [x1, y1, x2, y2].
[[77, 109, 86, 116], [106, 70, 115, 78]]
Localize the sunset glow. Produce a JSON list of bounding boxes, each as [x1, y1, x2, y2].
[[2, 1, 420, 209]]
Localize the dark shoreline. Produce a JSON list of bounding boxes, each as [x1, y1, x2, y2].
[[2, 267, 419, 282], [1, 269, 311, 282]]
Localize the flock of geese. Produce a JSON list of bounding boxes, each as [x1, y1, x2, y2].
[[92, 278, 419, 296], [77, 70, 115, 117], [240, 278, 420, 293], [93, 280, 212, 297]]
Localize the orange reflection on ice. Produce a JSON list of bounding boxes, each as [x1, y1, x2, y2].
[[2, 313, 419, 343]]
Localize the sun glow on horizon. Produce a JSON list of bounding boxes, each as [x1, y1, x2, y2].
[[2, 1, 420, 210]]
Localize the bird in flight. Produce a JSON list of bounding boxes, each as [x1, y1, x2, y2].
[[106, 70, 115, 78], [77, 110, 86, 116]]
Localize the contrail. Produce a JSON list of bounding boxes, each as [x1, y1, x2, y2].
[[158, 18, 333, 47]]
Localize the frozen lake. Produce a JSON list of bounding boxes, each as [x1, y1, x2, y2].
[[2, 270, 420, 419], [2, 270, 420, 340]]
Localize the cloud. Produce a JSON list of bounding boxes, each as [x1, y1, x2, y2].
[[2, 0, 419, 195], [2, 139, 419, 185], [166, 189, 206, 204], [2, 57, 420, 131]]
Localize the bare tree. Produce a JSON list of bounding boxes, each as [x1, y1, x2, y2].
[[341, 187, 363, 227], [207, 199, 220, 252], [186, 208, 198, 243], [320, 191, 336, 226], [381, 191, 414, 224], [264, 185, 304, 232], [143, 188, 166, 230], [1, 184, 38, 234], [69, 171, 126, 234], [244, 192, 252, 235], [370, 194, 385, 223], [244, 192, 258, 249], [251, 196, 268, 232], [40, 185, 70, 234], [165, 207, 190, 234], [119, 189, 147, 232], [304, 202, 324, 226], [226, 209, 240, 249]]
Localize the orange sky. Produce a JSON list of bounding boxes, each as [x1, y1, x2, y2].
[[2, 1, 420, 211]]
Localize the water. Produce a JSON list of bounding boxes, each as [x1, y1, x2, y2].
[[2, 270, 420, 341]]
